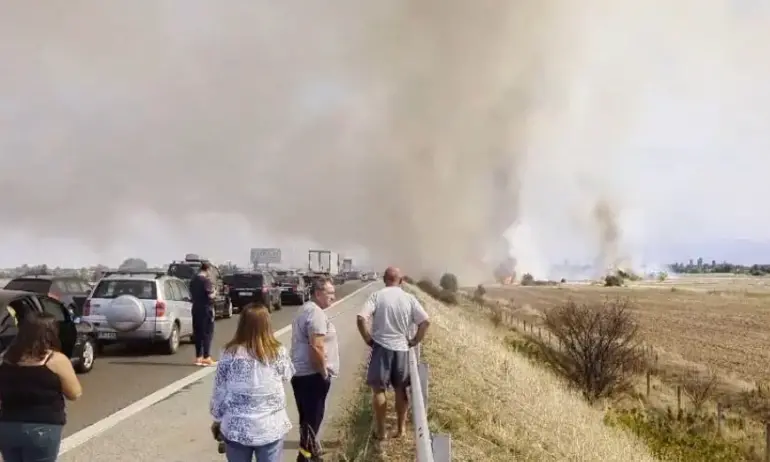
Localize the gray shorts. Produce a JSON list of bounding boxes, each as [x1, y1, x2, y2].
[[366, 342, 410, 390]]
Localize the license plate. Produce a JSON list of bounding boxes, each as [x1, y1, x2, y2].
[[98, 332, 117, 340], [238, 291, 252, 296], [280, 287, 290, 292]]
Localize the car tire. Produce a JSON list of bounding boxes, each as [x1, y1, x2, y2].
[[223, 300, 233, 319], [75, 337, 96, 374], [162, 323, 181, 355]]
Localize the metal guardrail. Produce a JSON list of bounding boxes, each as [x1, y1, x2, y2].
[[409, 343, 451, 461]]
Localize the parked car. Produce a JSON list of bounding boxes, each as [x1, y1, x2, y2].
[[166, 255, 233, 319], [223, 272, 282, 313], [81, 272, 194, 354], [4, 275, 92, 318], [0, 289, 96, 373], [276, 275, 309, 305]]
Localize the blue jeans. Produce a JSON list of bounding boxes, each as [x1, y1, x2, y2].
[[225, 438, 283, 462], [0, 422, 63, 462]]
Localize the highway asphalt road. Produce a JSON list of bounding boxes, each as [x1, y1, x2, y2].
[[64, 281, 367, 438]]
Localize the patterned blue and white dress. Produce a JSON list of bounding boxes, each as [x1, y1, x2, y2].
[[210, 345, 295, 447]]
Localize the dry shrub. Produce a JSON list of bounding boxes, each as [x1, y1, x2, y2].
[[472, 284, 486, 303], [439, 272, 459, 292], [605, 275, 623, 287], [402, 275, 415, 284], [540, 298, 643, 402], [521, 273, 535, 286], [416, 278, 458, 305], [681, 370, 719, 412]]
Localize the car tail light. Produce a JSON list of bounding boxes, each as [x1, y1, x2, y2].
[[155, 300, 167, 317], [83, 299, 91, 316]]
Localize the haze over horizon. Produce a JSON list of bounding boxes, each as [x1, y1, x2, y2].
[[1, 1, 770, 277]]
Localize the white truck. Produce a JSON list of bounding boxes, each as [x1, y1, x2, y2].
[[341, 258, 353, 273], [308, 250, 340, 275]]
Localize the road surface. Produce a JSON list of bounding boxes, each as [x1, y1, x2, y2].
[[58, 281, 379, 461], [64, 281, 368, 438]]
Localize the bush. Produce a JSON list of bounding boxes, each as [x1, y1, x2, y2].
[[439, 273, 459, 292], [538, 298, 643, 402], [605, 274, 623, 286], [657, 271, 668, 282], [402, 275, 415, 284], [417, 278, 458, 305], [521, 273, 535, 286]]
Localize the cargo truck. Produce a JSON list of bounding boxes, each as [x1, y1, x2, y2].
[[308, 250, 340, 275], [341, 258, 353, 273]]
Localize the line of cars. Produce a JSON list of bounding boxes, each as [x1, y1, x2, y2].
[[0, 255, 321, 374]]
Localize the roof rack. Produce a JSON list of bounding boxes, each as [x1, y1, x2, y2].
[[102, 271, 166, 279]]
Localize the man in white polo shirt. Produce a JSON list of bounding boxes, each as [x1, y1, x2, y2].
[[356, 266, 430, 440]]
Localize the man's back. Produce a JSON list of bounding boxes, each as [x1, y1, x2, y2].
[[361, 286, 428, 352]]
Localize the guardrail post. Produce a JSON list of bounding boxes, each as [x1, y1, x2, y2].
[[432, 434, 452, 461], [408, 348, 434, 462]]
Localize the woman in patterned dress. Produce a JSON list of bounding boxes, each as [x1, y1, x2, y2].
[[210, 303, 295, 462]]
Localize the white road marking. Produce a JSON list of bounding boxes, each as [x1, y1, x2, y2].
[[59, 281, 376, 455]]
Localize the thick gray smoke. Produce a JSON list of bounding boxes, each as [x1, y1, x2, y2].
[[0, 1, 554, 277], [3, 1, 770, 276]]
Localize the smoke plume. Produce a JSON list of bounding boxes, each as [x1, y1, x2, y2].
[[2, 1, 770, 276]]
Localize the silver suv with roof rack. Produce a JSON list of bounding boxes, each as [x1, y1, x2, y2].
[[81, 271, 193, 355]]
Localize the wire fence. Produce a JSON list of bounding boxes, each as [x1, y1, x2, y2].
[[409, 343, 451, 461]]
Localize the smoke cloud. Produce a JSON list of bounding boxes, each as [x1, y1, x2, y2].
[[2, 1, 770, 277]]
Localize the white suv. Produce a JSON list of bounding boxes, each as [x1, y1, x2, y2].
[[81, 272, 193, 355]]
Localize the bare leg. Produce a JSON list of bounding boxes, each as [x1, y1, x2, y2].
[[371, 388, 387, 439], [393, 386, 409, 437]]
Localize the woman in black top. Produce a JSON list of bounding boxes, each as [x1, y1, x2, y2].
[[0, 312, 83, 462]]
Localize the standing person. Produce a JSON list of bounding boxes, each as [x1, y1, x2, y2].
[[210, 303, 294, 462], [356, 266, 430, 440], [290, 276, 339, 462], [190, 261, 217, 366], [0, 312, 83, 462]]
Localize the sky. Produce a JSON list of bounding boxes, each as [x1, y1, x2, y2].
[[0, 1, 770, 278]]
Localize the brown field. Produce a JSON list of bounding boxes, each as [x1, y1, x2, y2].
[[484, 275, 770, 386]]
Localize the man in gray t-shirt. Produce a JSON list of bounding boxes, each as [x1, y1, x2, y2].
[[356, 266, 430, 440], [289, 276, 338, 461]]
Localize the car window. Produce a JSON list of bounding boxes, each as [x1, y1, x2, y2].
[[92, 280, 158, 300], [227, 274, 265, 288], [4, 279, 52, 294], [278, 276, 300, 285], [175, 280, 190, 300], [39, 297, 66, 322], [164, 280, 180, 301], [167, 263, 198, 280], [59, 280, 87, 294]]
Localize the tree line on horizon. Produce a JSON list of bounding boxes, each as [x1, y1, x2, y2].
[[668, 257, 770, 276]]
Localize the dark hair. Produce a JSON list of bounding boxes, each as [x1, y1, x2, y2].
[[311, 276, 332, 295], [199, 262, 211, 272], [3, 312, 60, 364], [224, 303, 280, 363]]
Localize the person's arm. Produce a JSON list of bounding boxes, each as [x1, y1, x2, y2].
[[356, 293, 376, 346], [210, 354, 232, 423], [48, 352, 82, 401], [307, 309, 329, 378], [408, 296, 431, 348], [203, 276, 215, 300]]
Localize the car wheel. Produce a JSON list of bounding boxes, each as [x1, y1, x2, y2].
[[223, 300, 233, 319], [163, 323, 180, 355], [75, 337, 96, 374]]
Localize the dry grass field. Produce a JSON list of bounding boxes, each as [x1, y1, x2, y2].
[[481, 274, 770, 460], [485, 275, 770, 386]]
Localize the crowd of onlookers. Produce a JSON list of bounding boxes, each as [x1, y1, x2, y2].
[[0, 265, 431, 462]]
